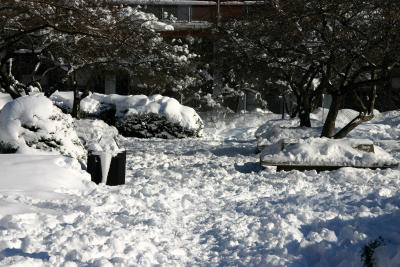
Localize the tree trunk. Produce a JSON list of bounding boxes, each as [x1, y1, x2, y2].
[[299, 111, 311, 127], [298, 94, 311, 127], [71, 72, 82, 119], [0, 66, 22, 99], [71, 85, 81, 119], [320, 93, 342, 138], [333, 73, 377, 139]]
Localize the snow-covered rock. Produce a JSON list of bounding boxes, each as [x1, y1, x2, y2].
[[0, 94, 86, 160], [50, 91, 204, 138]]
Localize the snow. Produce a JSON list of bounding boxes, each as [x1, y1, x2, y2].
[[96, 152, 113, 184], [1, 109, 400, 266], [0, 92, 12, 110], [0, 154, 90, 217]]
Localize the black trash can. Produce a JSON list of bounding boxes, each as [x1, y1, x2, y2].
[[87, 150, 126, 186]]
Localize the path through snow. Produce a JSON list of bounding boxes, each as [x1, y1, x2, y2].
[[1, 112, 400, 266]]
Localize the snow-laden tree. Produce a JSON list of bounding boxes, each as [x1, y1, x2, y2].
[[220, 0, 400, 137], [0, 0, 197, 118]]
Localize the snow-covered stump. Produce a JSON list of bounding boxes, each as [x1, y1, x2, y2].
[[87, 150, 126, 186]]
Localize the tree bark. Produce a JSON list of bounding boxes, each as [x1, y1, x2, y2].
[[299, 111, 311, 127], [320, 93, 342, 138], [0, 66, 22, 99], [71, 85, 81, 119], [298, 94, 311, 127]]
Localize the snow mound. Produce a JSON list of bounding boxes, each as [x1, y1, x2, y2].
[[261, 137, 398, 167], [0, 92, 12, 110], [74, 119, 121, 153], [0, 95, 86, 160], [50, 91, 204, 138], [255, 108, 382, 150], [255, 119, 321, 150], [0, 154, 90, 216]]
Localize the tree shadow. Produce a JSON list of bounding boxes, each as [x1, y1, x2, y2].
[[0, 248, 50, 261], [234, 162, 262, 173], [211, 146, 256, 157]]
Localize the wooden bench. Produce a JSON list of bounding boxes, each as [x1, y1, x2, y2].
[[260, 161, 399, 172]]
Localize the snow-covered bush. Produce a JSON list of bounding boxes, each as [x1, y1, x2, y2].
[[50, 91, 204, 138], [0, 94, 86, 160]]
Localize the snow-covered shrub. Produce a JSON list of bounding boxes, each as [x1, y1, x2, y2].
[[109, 94, 203, 138], [0, 94, 86, 160], [50, 91, 204, 138]]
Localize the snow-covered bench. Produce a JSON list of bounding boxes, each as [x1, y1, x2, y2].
[[261, 162, 399, 172], [260, 138, 399, 172]]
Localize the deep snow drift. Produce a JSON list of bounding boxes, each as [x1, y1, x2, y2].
[[1, 110, 400, 266]]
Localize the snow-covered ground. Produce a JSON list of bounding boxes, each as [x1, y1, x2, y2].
[[1, 110, 400, 266]]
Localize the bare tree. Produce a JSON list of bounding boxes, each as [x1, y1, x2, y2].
[[220, 0, 400, 137], [0, 0, 196, 117]]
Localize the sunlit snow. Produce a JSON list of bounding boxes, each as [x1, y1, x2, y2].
[[1, 111, 400, 266]]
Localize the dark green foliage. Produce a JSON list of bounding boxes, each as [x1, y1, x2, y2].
[[81, 103, 116, 126], [21, 124, 39, 132], [36, 138, 62, 149], [361, 236, 384, 267], [116, 113, 200, 139], [0, 142, 18, 153]]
